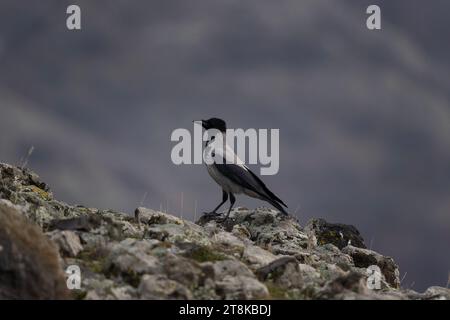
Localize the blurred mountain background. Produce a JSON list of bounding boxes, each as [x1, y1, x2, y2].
[[0, 0, 449, 291]]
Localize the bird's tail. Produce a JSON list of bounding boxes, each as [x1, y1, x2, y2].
[[267, 199, 289, 215]]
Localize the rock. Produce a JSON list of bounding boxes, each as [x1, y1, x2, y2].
[[146, 222, 210, 246], [198, 207, 309, 255], [49, 215, 102, 232], [305, 218, 366, 249], [106, 238, 163, 277], [314, 262, 347, 282], [231, 224, 251, 240], [78, 232, 108, 248], [82, 277, 137, 300], [212, 231, 245, 250], [48, 230, 83, 257], [211, 260, 255, 280], [0, 200, 68, 299], [135, 207, 183, 225], [162, 254, 205, 288], [242, 245, 278, 269], [319, 272, 370, 299], [216, 275, 269, 299], [0, 163, 51, 197], [109, 286, 136, 300], [422, 286, 450, 300], [342, 245, 400, 288], [256, 256, 298, 281], [311, 244, 354, 271], [138, 274, 193, 299], [256, 256, 320, 293], [177, 242, 229, 263], [0, 163, 84, 228], [119, 220, 143, 239]]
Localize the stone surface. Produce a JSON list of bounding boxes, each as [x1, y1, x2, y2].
[[242, 244, 278, 269], [342, 245, 401, 288], [48, 230, 83, 257], [0, 200, 68, 299], [216, 275, 269, 299], [138, 274, 193, 299], [305, 218, 366, 249], [422, 286, 450, 300], [0, 162, 448, 300], [211, 259, 255, 280]]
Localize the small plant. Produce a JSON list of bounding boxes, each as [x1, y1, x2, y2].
[[185, 245, 227, 262], [19, 146, 35, 169]]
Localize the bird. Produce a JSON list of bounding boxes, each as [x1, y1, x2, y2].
[[195, 118, 288, 221]]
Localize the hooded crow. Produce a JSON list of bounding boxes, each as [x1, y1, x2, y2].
[[196, 118, 288, 221]]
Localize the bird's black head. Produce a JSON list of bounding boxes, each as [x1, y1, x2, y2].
[[200, 118, 227, 132]]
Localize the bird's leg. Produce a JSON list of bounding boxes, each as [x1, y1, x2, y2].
[[219, 193, 235, 222], [203, 190, 228, 216]]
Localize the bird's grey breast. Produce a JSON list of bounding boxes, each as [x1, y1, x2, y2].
[[206, 164, 244, 194]]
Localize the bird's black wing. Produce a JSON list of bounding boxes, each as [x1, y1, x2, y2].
[[213, 163, 287, 208], [245, 167, 288, 208]]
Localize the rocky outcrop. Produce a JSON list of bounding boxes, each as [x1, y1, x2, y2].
[[0, 200, 68, 299], [0, 162, 449, 300]]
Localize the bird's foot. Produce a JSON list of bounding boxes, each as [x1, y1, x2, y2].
[[217, 216, 229, 223], [202, 211, 220, 217], [217, 213, 231, 223]]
